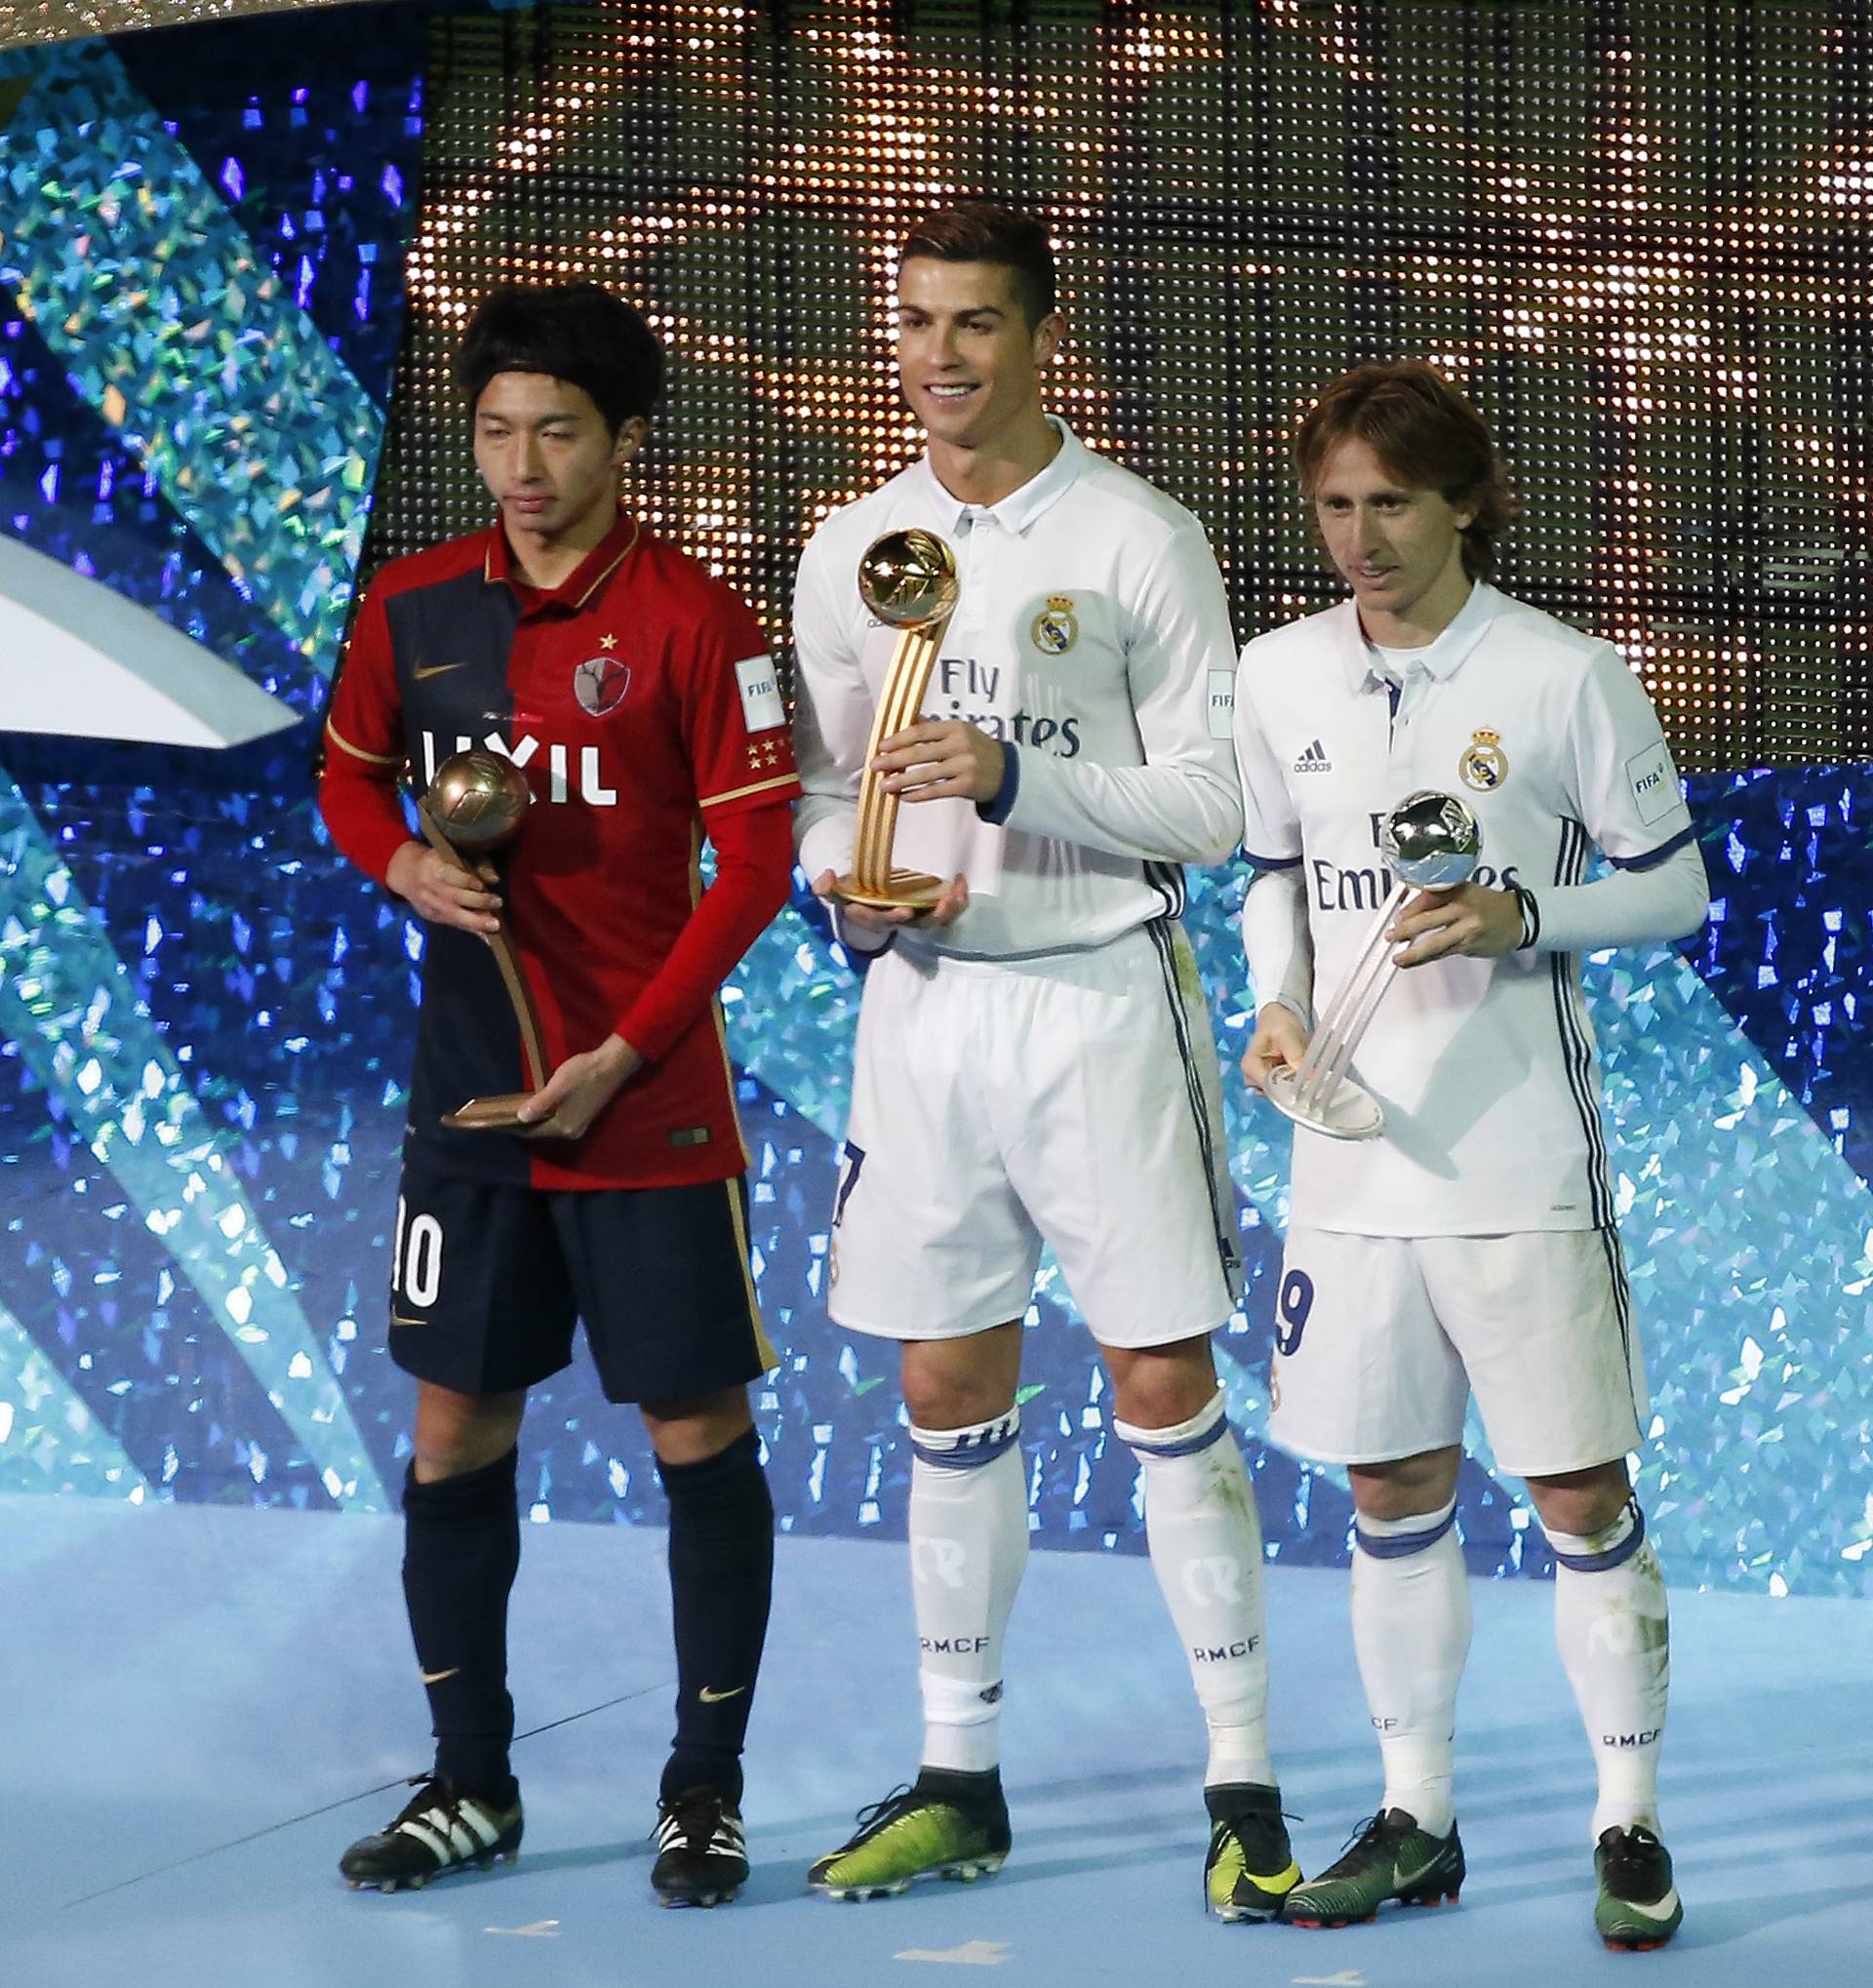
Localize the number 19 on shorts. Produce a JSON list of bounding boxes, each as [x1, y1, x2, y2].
[[392, 1196, 445, 1313]]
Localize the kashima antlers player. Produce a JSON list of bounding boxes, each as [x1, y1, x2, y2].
[[319, 283, 798, 1906]]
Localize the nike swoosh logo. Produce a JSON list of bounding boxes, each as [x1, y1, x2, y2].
[[697, 1684, 747, 1704], [391, 1311, 425, 1328], [413, 661, 466, 679], [1394, 1852, 1446, 1889], [418, 1666, 461, 1685], [1616, 1888, 1682, 1922]]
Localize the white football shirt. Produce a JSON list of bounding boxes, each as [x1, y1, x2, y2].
[[792, 419, 1242, 961], [1233, 580, 1698, 1236]]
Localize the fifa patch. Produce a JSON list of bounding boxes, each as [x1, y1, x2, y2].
[[1625, 739, 1679, 825], [735, 654, 786, 733], [1029, 595, 1079, 656], [1458, 727, 1508, 792], [573, 654, 632, 717], [1206, 670, 1235, 739]]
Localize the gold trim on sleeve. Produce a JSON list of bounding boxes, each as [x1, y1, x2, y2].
[[698, 773, 799, 810], [325, 720, 401, 767]]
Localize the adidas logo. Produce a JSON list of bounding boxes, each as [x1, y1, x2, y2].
[[1294, 738, 1333, 774]]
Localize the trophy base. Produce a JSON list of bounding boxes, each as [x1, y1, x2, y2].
[[1263, 1064, 1385, 1141], [831, 868, 947, 912], [442, 1093, 539, 1133]]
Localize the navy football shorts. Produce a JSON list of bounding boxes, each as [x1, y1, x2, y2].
[[384, 1151, 776, 1405]]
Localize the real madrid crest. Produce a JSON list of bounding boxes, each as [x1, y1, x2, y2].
[[573, 652, 632, 718], [1030, 594, 1079, 656], [1458, 726, 1508, 793]]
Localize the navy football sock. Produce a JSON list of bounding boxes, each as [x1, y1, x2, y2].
[[402, 1446, 521, 1799], [658, 1426, 774, 1806]]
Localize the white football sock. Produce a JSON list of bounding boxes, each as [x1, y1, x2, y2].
[[907, 1408, 1029, 1775], [1546, 1500, 1669, 1841], [1114, 1390, 1275, 1790], [1349, 1496, 1470, 1838]]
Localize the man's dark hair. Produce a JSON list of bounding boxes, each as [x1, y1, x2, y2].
[[1295, 360, 1521, 579], [900, 201, 1057, 330], [454, 281, 664, 433]]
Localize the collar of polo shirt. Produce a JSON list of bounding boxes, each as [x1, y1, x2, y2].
[[913, 415, 1088, 538], [482, 504, 642, 616], [1338, 577, 1506, 695]]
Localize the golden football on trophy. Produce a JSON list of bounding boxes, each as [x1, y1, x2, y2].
[[417, 750, 547, 1131], [857, 528, 961, 630], [424, 750, 531, 855], [833, 530, 963, 914]]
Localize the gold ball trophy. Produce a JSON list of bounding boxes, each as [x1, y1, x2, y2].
[[1261, 789, 1483, 1141], [418, 749, 549, 1133], [831, 528, 962, 912]]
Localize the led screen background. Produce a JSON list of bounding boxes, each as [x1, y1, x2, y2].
[[374, 0, 1873, 773], [0, 2, 1868, 1600]]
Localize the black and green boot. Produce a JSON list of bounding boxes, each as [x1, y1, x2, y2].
[[1204, 1783, 1301, 1923], [809, 1769, 1010, 1900], [1281, 1808, 1463, 1928], [1594, 1825, 1683, 1950]]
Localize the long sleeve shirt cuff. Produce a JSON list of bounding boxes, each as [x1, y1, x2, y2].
[[976, 740, 1020, 825]]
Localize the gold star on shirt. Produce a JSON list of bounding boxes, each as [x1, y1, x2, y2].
[[599, 633, 618, 651]]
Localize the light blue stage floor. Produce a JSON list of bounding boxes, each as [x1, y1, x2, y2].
[[4, 1495, 1869, 1988]]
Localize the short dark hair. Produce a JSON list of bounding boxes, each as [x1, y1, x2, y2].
[[1295, 361, 1521, 579], [900, 201, 1057, 330], [454, 281, 664, 433]]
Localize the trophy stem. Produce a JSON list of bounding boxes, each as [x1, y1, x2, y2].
[[1292, 881, 1408, 1115], [845, 613, 952, 899], [418, 804, 549, 1093]]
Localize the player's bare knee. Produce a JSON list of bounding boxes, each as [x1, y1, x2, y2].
[[412, 1381, 525, 1483], [1525, 1460, 1631, 1539], [900, 1327, 1020, 1431], [640, 1387, 753, 1466], [1347, 1447, 1461, 1523], [1102, 1336, 1217, 1432]]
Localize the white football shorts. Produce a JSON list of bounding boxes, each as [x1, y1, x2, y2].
[[1265, 1225, 1648, 1477], [827, 922, 1242, 1347]]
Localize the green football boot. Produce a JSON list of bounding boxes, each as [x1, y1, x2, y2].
[[1594, 1825, 1684, 1950], [1281, 1808, 1464, 1928], [1204, 1783, 1302, 1923], [809, 1770, 1010, 1900]]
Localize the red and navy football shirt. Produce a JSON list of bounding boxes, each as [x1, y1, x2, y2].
[[320, 509, 800, 1191]]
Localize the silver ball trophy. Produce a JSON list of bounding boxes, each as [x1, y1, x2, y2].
[[1262, 789, 1482, 1142]]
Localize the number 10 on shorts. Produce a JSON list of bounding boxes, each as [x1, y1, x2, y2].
[[392, 1196, 445, 1312]]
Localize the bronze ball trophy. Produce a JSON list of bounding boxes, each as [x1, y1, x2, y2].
[[418, 749, 548, 1133], [831, 527, 961, 912]]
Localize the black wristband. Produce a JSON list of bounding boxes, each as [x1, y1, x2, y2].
[[1512, 884, 1540, 950]]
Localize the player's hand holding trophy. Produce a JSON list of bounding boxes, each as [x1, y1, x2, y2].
[[830, 527, 961, 913], [419, 749, 549, 1133], [1261, 789, 1482, 1142]]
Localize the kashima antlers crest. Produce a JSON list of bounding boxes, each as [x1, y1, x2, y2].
[[574, 653, 632, 717]]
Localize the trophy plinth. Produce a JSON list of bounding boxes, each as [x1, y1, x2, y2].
[[831, 528, 961, 913], [1260, 789, 1482, 1143], [831, 868, 949, 912], [418, 749, 549, 1134]]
